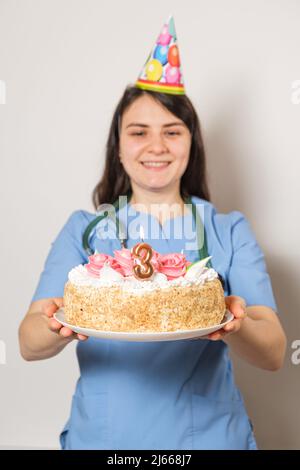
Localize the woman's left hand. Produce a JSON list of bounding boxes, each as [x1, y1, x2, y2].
[[206, 295, 247, 341], [192, 295, 247, 341]]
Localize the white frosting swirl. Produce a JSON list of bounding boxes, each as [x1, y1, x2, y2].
[[99, 264, 124, 282], [68, 263, 218, 294]]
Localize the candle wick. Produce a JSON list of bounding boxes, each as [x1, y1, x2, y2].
[[140, 225, 145, 242]]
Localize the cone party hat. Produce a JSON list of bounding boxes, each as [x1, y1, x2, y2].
[[135, 15, 185, 95]]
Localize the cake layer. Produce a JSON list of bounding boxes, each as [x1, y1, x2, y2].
[[63, 278, 226, 332]]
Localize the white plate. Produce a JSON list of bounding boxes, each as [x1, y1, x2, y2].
[[54, 309, 234, 342]]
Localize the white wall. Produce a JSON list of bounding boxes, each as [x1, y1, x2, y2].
[[1, 0, 299, 449]]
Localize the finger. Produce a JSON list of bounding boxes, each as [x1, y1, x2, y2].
[[208, 331, 223, 341], [45, 298, 64, 317], [59, 327, 74, 338], [225, 295, 246, 308], [45, 304, 58, 317], [53, 297, 64, 308], [45, 304, 60, 317], [225, 296, 247, 319], [223, 319, 241, 333], [49, 318, 63, 331], [77, 334, 88, 341]]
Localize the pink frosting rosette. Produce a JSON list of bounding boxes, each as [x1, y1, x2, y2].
[[113, 248, 134, 277], [86, 253, 123, 278], [85, 248, 192, 280], [148, 249, 161, 273], [158, 253, 191, 280]]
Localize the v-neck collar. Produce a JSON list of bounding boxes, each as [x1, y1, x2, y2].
[[116, 198, 194, 248], [126, 199, 193, 230], [98, 195, 207, 260]]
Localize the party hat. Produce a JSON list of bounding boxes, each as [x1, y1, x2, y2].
[[135, 15, 185, 95]]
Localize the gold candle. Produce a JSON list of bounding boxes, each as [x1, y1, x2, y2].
[[131, 226, 154, 280]]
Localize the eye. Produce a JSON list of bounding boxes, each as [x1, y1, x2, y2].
[[131, 132, 145, 136], [166, 131, 180, 136]]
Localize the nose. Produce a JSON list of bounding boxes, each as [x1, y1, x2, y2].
[[147, 133, 168, 155]]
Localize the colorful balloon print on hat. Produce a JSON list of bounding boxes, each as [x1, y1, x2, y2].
[[135, 15, 185, 95]]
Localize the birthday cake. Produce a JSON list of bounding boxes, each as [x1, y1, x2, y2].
[[63, 244, 226, 333]]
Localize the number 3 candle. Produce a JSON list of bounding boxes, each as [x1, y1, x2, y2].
[[131, 226, 154, 280]]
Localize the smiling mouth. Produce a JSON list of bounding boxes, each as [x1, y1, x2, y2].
[[141, 161, 171, 168]]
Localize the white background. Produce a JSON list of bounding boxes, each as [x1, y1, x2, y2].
[[0, 0, 299, 449]]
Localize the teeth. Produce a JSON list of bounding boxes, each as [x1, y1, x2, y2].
[[142, 162, 170, 167]]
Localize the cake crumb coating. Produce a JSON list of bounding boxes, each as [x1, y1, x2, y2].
[[64, 279, 226, 332]]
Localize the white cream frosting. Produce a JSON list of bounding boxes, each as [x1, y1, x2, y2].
[[68, 262, 218, 294]]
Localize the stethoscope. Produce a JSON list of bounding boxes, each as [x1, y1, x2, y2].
[[82, 191, 212, 269]]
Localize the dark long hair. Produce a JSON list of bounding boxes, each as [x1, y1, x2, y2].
[[92, 85, 210, 209]]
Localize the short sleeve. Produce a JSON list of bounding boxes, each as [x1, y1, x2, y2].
[[30, 211, 88, 302], [227, 211, 278, 312]]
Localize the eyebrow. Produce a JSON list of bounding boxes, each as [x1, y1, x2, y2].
[[125, 122, 186, 129]]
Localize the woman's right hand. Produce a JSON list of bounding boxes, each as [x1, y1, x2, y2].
[[46, 298, 88, 341]]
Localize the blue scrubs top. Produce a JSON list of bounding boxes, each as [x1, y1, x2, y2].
[[31, 196, 277, 450]]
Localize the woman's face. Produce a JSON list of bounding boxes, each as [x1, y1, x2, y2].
[[119, 94, 192, 194]]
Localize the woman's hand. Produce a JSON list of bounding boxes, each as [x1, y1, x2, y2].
[[205, 295, 247, 341], [46, 298, 88, 342]]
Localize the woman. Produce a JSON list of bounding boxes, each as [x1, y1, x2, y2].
[[18, 85, 286, 450]]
